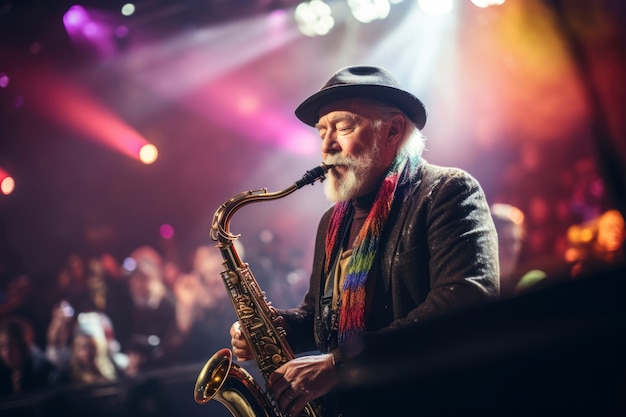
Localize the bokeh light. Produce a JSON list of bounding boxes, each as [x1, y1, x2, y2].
[[160, 224, 175, 240], [139, 143, 158, 164], [471, 0, 506, 7], [418, 0, 453, 15], [63, 4, 90, 29], [121, 3, 136, 17], [1, 175, 15, 195], [295, 0, 334, 37], [348, 0, 391, 23]]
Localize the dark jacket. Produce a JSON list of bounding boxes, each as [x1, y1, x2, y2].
[[280, 162, 500, 354]]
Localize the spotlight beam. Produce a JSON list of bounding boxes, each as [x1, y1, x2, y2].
[[18, 64, 151, 161]]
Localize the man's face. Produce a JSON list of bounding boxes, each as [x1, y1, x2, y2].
[[316, 99, 393, 202]]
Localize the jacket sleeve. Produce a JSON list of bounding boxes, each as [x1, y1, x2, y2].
[[386, 167, 500, 331]]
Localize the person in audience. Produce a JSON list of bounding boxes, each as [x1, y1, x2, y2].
[[0, 274, 48, 347], [124, 248, 182, 374], [44, 299, 76, 374], [174, 245, 234, 362], [45, 253, 93, 320], [68, 330, 119, 385], [490, 203, 526, 298], [85, 256, 134, 350], [0, 315, 61, 396], [571, 209, 625, 277]]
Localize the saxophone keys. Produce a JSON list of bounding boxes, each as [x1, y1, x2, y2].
[[248, 317, 265, 330], [240, 306, 255, 319], [226, 270, 239, 283]]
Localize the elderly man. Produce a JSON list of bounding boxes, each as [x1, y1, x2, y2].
[[231, 65, 499, 416]]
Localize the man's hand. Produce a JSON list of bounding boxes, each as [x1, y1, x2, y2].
[[230, 321, 253, 361], [268, 354, 338, 416]]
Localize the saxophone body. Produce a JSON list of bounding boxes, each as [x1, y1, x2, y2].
[[194, 163, 333, 417]]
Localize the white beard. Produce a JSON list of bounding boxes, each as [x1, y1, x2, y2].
[[323, 142, 381, 202]]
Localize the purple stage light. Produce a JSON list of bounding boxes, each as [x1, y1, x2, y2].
[[63, 5, 89, 30]]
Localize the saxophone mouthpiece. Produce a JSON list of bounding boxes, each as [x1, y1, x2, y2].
[[295, 163, 334, 189]]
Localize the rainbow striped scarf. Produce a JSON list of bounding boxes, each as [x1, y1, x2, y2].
[[324, 153, 420, 345]]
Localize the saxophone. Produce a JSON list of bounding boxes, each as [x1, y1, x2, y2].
[[194, 163, 333, 417]]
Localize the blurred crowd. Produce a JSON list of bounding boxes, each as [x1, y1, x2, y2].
[[491, 205, 625, 298], [0, 243, 241, 398]]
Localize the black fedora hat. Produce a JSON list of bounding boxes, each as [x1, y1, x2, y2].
[[295, 65, 427, 129]]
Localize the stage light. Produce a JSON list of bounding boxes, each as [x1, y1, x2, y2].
[[0, 168, 15, 196], [63, 4, 124, 58], [63, 4, 90, 29], [471, 0, 505, 8], [268, 8, 288, 29], [418, 0, 453, 15], [0, 73, 8, 88], [295, 0, 335, 37], [122, 257, 137, 272], [83, 21, 104, 39], [17, 65, 152, 163], [160, 224, 175, 239], [121, 3, 136, 17], [348, 0, 391, 23], [139, 143, 158, 164]]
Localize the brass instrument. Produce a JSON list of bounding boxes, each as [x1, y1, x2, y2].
[[194, 163, 333, 417]]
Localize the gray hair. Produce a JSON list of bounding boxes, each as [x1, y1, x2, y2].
[[366, 99, 427, 159]]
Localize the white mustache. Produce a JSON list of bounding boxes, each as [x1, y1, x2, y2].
[[324, 155, 353, 167]]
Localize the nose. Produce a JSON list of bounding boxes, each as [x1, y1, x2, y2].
[[321, 131, 339, 156]]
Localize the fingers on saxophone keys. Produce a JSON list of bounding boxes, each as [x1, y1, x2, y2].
[[233, 348, 252, 362], [287, 395, 305, 417], [280, 389, 301, 416], [284, 390, 296, 401]]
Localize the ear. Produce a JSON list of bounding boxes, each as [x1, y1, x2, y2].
[[386, 114, 406, 145]]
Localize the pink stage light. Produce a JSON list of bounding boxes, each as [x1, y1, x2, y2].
[[63, 5, 90, 30], [63, 4, 119, 58], [0, 167, 15, 196], [19, 65, 153, 162], [159, 224, 175, 240], [0, 73, 9, 88]]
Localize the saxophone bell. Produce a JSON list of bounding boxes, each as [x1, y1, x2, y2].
[[194, 348, 273, 417]]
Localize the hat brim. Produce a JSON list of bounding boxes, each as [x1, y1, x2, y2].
[[295, 84, 427, 129]]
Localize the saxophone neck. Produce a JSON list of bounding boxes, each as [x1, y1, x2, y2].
[[210, 163, 334, 246]]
